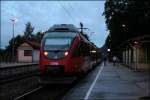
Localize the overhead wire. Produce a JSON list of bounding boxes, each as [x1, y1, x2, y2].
[[68, 3, 82, 24], [57, 1, 79, 24]]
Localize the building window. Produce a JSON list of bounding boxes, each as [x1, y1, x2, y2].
[[24, 50, 32, 56]]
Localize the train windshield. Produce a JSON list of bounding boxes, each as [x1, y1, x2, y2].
[[44, 38, 73, 51]]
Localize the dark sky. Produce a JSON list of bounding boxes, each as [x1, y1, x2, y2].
[[1, 1, 108, 49]]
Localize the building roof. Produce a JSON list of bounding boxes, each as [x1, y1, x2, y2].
[[25, 40, 40, 49], [120, 34, 150, 47], [18, 39, 40, 50]]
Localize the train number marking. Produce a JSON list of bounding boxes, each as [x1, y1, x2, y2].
[[50, 62, 59, 65]]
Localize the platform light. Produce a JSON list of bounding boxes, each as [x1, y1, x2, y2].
[[107, 49, 110, 52], [122, 24, 126, 27], [134, 41, 138, 44], [91, 50, 96, 53]]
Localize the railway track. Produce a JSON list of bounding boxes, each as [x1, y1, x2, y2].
[[11, 69, 96, 100], [11, 73, 88, 100], [0, 71, 39, 85], [12, 80, 78, 100], [14, 86, 43, 100], [1, 62, 102, 100]]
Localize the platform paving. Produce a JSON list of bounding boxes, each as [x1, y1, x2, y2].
[[0, 62, 38, 68], [63, 62, 149, 100]]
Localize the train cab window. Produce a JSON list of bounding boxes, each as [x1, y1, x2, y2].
[[44, 38, 73, 51]]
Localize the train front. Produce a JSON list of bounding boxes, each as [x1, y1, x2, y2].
[[39, 31, 78, 78]]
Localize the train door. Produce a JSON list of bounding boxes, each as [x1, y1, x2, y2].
[[71, 41, 83, 73], [80, 41, 91, 72]]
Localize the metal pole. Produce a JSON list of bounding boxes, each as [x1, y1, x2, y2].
[[13, 21, 15, 62], [11, 19, 15, 62], [135, 47, 137, 71]]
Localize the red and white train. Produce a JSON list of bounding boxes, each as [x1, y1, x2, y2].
[[39, 24, 101, 82]]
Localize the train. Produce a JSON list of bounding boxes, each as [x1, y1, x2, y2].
[[39, 24, 101, 83]]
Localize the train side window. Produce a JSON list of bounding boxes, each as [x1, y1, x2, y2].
[[72, 42, 81, 57], [86, 45, 90, 56], [79, 41, 84, 56], [80, 41, 90, 56]]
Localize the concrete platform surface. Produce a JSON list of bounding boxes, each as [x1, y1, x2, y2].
[[0, 62, 38, 68], [63, 62, 149, 100]]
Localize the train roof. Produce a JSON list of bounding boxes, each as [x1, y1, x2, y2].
[[43, 31, 77, 39], [47, 24, 79, 33]]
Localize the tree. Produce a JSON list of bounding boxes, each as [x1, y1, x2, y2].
[[5, 35, 24, 53], [2, 22, 38, 61], [31, 31, 43, 42], [105, 34, 111, 49], [24, 22, 34, 39], [103, 0, 150, 50], [3, 34, 24, 61]]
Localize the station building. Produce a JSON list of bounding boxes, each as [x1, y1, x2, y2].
[[122, 35, 150, 70], [17, 40, 40, 63]]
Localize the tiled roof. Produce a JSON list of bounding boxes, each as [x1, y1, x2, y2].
[[25, 40, 40, 49]]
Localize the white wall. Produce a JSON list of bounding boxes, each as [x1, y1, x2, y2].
[[18, 49, 33, 62], [123, 46, 149, 70], [17, 42, 40, 63], [17, 43, 33, 62], [33, 50, 40, 62]]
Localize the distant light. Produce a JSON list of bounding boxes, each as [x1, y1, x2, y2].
[[134, 41, 138, 44], [122, 24, 126, 27], [107, 49, 110, 52], [91, 50, 96, 53]]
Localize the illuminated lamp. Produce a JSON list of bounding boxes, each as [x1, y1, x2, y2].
[[44, 51, 48, 56], [64, 51, 69, 56]]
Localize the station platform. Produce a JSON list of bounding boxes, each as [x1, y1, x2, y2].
[[63, 62, 149, 100], [0, 62, 38, 68]]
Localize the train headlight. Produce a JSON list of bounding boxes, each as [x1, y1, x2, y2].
[[44, 51, 48, 56], [64, 51, 69, 56]]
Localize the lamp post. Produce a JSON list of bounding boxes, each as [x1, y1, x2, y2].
[[122, 24, 126, 39], [10, 19, 16, 62], [40, 30, 45, 40]]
